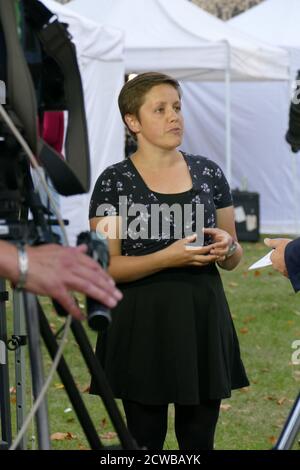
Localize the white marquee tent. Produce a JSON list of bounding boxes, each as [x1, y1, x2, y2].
[[69, 0, 288, 81], [230, 0, 300, 75], [40, 0, 125, 244], [175, 0, 300, 235], [224, 0, 300, 234], [68, 0, 291, 234], [69, 0, 289, 177]]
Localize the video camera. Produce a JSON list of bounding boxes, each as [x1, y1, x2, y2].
[[0, 0, 110, 330], [0, 1, 137, 452], [0, 0, 89, 195]]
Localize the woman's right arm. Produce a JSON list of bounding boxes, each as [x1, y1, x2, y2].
[[90, 216, 221, 283]]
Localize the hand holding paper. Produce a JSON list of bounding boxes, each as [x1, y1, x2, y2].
[[263, 237, 292, 277]]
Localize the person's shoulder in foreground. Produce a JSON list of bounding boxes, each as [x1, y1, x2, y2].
[[264, 236, 300, 293], [285, 237, 300, 292]]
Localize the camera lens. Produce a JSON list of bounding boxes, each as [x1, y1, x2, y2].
[[86, 297, 111, 331], [77, 231, 111, 331]]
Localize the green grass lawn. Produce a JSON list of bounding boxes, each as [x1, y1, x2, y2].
[[4, 237, 300, 450]]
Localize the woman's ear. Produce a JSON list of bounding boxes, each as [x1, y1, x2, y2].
[[124, 113, 140, 135]]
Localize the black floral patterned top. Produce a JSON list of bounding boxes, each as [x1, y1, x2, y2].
[[89, 152, 232, 256]]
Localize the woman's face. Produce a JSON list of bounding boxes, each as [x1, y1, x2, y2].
[[126, 83, 184, 151]]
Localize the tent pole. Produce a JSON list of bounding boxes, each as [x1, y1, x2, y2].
[[225, 41, 232, 186]]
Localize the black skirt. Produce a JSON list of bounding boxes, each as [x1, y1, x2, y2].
[[91, 264, 249, 405]]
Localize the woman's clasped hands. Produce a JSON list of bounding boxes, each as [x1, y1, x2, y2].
[[163, 227, 233, 268]]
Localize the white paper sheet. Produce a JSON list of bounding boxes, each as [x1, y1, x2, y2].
[[234, 206, 246, 223], [246, 214, 258, 231], [248, 250, 273, 270]]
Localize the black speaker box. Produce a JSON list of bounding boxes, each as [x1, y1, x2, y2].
[[231, 190, 260, 242]]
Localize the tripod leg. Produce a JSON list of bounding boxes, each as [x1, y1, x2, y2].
[[70, 319, 138, 450], [0, 278, 12, 448], [37, 302, 103, 449], [23, 292, 50, 450], [274, 392, 300, 449], [12, 290, 28, 450]]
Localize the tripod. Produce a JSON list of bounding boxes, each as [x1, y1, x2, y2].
[[0, 161, 137, 451], [0, 280, 138, 450], [274, 392, 300, 450], [0, 0, 137, 448], [0, 281, 31, 449], [0, 279, 12, 449]]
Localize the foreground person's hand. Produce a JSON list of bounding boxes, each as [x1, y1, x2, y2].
[[12, 243, 123, 320], [264, 237, 292, 277]]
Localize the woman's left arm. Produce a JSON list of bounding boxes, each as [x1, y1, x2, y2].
[[204, 206, 243, 271]]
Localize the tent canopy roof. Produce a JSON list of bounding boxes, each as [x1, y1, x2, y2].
[[230, 0, 300, 50], [69, 0, 289, 81], [229, 0, 300, 72]]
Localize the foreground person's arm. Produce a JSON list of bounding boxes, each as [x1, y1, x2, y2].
[[0, 240, 122, 320]]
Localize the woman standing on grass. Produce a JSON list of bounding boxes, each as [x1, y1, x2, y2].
[[89, 72, 249, 450]]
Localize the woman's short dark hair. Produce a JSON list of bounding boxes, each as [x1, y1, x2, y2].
[[118, 72, 181, 138]]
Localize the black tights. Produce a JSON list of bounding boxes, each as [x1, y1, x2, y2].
[[122, 399, 221, 451]]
